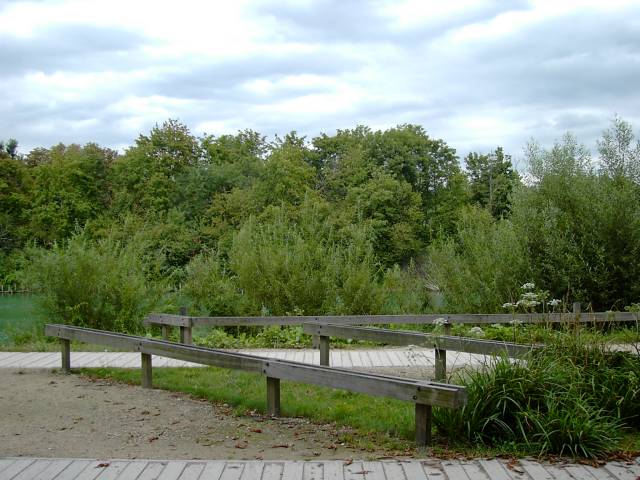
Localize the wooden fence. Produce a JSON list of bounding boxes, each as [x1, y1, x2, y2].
[[44, 324, 467, 446], [144, 304, 638, 346], [0, 284, 31, 295], [302, 323, 538, 381]]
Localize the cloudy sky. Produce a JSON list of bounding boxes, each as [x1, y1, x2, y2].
[[2, 0, 640, 164]]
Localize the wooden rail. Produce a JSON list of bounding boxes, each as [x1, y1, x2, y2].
[[44, 324, 466, 446], [145, 308, 637, 345], [302, 323, 539, 381]]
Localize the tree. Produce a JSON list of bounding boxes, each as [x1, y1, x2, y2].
[[465, 147, 520, 218], [597, 116, 640, 183], [0, 139, 19, 160], [110, 120, 201, 215]]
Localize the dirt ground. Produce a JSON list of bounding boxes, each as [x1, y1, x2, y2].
[[0, 369, 415, 461]]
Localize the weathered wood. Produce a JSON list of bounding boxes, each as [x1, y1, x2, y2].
[[161, 325, 170, 340], [319, 335, 330, 366], [141, 353, 152, 389], [435, 348, 446, 382], [45, 324, 466, 410], [415, 403, 432, 446], [302, 323, 537, 358], [144, 311, 638, 328], [262, 360, 465, 408], [266, 377, 280, 416], [60, 338, 71, 373], [178, 306, 193, 345]]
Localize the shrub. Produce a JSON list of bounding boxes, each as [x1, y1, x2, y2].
[[21, 232, 168, 333], [434, 334, 639, 457]]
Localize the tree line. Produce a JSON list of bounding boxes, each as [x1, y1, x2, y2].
[[1, 118, 639, 326]]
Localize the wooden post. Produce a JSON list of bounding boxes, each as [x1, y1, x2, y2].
[[141, 353, 152, 389], [179, 306, 192, 345], [60, 338, 71, 374], [444, 322, 452, 336], [311, 335, 320, 349], [266, 377, 280, 416], [319, 335, 330, 366], [161, 325, 170, 341], [435, 347, 446, 382], [415, 403, 432, 447], [573, 302, 581, 333]]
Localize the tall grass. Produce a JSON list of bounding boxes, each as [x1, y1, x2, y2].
[[434, 334, 640, 457]]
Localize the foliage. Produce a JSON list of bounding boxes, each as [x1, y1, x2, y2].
[[20, 232, 168, 333], [434, 334, 640, 457], [465, 147, 520, 218], [427, 207, 530, 312]]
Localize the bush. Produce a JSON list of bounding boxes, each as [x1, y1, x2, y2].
[[434, 334, 639, 457], [21, 232, 168, 333]]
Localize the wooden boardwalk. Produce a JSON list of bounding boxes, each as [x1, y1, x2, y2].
[[1, 458, 639, 480], [0, 349, 489, 370]]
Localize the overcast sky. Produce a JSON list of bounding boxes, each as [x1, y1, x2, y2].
[[2, 0, 640, 164]]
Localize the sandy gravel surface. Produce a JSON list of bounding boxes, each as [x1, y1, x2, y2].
[[0, 369, 398, 461]]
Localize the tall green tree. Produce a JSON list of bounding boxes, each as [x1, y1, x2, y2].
[[465, 147, 520, 218]]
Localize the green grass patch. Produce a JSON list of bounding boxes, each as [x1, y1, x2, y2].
[[82, 366, 415, 452]]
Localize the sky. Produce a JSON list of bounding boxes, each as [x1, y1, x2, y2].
[[1, 0, 640, 165]]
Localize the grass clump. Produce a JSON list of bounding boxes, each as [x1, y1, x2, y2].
[[434, 334, 640, 458]]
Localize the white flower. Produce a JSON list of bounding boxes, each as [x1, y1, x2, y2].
[[433, 317, 448, 327], [522, 292, 538, 300], [491, 323, 503, 328], [502, 302, 516, 309], [469, 326, 486, 337], [509, 319, 524, 326], [521, 282, 535, 290], [549, 299, 562, 306]]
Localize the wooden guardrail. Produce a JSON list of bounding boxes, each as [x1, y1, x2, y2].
[[144, 305, 637, 346], [302, 323, 539, 381], [44, 324, 467, 446]]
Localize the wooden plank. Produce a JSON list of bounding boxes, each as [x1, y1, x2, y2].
[[261, 463, 284, 480], [145, 311, 638, 328], [52, 460, 93, 480], [72, 460, 108, 480], [263, 360, 465, 408], [477, 460, 516, 480], [564, 465, 602, 480], [343, 461, 363, 480], [29, 459, 73, 480], [360, 461, 384, 480], [0, 459, 35, 480], [381, 462, 407, 480], [302, 462, 322, 480], [401, 461, 430, 480], [281, 462, 304, 480], [10, 460, 52, 480], [92, 461, 131, 480], [0, 460, 16, 475], [542, 465, 573, 480], [583, 465, 617, 480], [176, 463, 204, 480], [603, 462, 638, 480], [303, 323, 537, 358], [157, 461, 187, 480], [239, 462, 263, 480], [322, 461, 345, 480], [219, 462, 244, 480], [460, 462, 491, 480], [435, 348, 446, 382], [198, 462, 227, 480], [441, 461, 470, 480]]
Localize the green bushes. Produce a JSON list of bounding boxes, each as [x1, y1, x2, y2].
[[21, 233, 168, 333], [435, 334, 640, 457]]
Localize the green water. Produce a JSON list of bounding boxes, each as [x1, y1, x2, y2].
[[0, 295, 45, 344]]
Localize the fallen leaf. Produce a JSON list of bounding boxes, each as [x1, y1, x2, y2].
[[95, 463, 110, 468], [271, 443, 291, 448], [352, 471, 371, 475], [344, 459, 353, 466], [249, 428, 262, 433], [255, 455, 263, 460], [148, 436, 159, 443], [235, 441, 249, 449]]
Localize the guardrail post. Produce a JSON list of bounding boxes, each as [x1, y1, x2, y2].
[[161, 325, 170, 341], [573, 302, 581, 332], [266, 377, 280, 416], [179, 306, 192, 345], [141, 353, 152, 388], [319, 335, 330, 366], [60, 338, 71, 373], [415, 403, 432, 446], [435, 347, 446, 382]]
